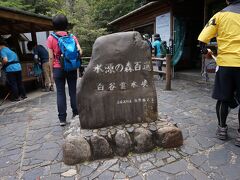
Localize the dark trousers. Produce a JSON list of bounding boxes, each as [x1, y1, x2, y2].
[[6, 71, 26, 100], [53, 68, 78, 121]]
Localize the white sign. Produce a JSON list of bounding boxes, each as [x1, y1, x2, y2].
[[156, 12, 170, 45]]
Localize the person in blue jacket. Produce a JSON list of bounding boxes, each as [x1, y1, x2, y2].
[[0, 38, 26, 101], [152, 34, 162, 78]]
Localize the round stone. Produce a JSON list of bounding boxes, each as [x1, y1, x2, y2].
[[149, 124, 157, 132], [63, 136, 92, 165], [99, 130, 108, 137], [133, 124, 140, 128], [110, 128, 117, 136], [125, 124, 131, 128], [93, 129, 98, 133], [133, 128, 154, 153], [155, 126, 183, 148], [127, 126, 135, 133], [91, 135, 113, 159], [115, 130, 132, 156], [142, 123, 148, 128]]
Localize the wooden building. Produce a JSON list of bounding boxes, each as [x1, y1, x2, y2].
[[0, 6, 53, 88], [109, 0, 226, 71]]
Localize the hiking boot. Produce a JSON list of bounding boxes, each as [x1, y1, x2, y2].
[[10, 98, 20, 102], [42, 88, 50, 92], [72, 113, 79, 119], [235, 130, 240, 147], [216, 125, 228, 140], [21, 96, 27, 100], [60, 120, 66, 126], [49, 85, 54, 91]]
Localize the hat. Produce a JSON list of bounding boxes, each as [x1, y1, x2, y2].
[[154, 34, 161, 40], [143, 34, 149, 39]]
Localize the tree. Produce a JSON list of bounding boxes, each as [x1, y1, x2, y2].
[[0, 0, 147, 56], [90, 0, 147, 28], [62, 0, 108, 56], [0, 0, 30, 10]]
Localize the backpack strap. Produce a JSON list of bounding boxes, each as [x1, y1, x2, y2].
[[1, 61, 19, 70], [51, 32, 60, 40]]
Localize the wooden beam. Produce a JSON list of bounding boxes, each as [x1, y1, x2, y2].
[[117, 3, 170, 31], [0, 10, 52, 26]]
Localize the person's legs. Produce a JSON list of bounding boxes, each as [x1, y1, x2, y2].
[[42, 62, 51, 91], [238, 107, 240, 132], [53, 68, 67, 125], [213, 67, 235, 140], [16, 71, 26, 98], [234, 68, 240, 146], [66, 70, 78, 117], [216, 100, 229, 127], [49, 64, 54, 91], [156, 60, 162, 78], [236, 107, 240, 146], [216, 100, 229, 140], [6, 72, 19, 101]]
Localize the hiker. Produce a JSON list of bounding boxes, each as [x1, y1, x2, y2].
[[47, 14, 82, 126], [198, 0, 240, 146], [143, 34, 152, 51], [152, 34, 163, 79], [160, 41, 169, 58], [0, 38, 27, 102], [27, 41, 54, 92]]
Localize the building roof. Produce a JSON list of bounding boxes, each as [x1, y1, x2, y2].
[[0, 6, 53, 35], [108, 1, 166, 25]]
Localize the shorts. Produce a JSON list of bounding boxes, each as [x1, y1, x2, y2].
[[212, 66, 240, 108]]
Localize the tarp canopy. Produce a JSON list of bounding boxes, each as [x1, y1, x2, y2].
[[172, 17, 186, 66]]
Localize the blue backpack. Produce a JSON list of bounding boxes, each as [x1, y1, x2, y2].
[[51, 32, 81, 71]]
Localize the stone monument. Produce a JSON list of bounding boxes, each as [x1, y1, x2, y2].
[[63, 32, 183, 165], [77, 31, 158, 129]]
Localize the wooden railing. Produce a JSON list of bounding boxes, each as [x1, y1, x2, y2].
[[151, 54, 172, 90]]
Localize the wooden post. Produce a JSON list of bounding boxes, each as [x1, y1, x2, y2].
[[31, 31, 37, 44], [165, 54, 172, 90]]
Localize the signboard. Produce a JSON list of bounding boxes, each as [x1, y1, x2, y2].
[[156, 12, 171, 45]]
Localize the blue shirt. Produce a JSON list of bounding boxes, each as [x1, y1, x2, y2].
[[152, 40, 161, 57], [0, 47, 21, 72], [33, 45, 49, 64]]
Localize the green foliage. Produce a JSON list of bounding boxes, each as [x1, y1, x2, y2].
[[0, 0, 146, 56], [90, 0, 146, 28], [63, 0, 108, 56], [0, 0, 31, 10]]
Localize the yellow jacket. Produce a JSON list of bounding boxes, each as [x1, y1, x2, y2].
[[198, 2, 240, 67]]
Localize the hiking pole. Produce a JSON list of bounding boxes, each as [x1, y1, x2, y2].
[[0, 92, 10, 106], [211, 54, 217, 62]]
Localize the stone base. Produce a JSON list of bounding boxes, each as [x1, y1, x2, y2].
[[63, 115, 183, 165]]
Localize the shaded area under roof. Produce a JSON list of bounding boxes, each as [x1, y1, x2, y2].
[[0, 6, 53, 35]]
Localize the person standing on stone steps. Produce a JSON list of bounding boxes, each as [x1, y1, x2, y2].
[[47, 14, 83, 126], [152, 34, 163, 80], [198, 0, 240, 146], [0, 38, 27, 102], [27, 41, 54, 92], [143, 34, 152, 51]]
